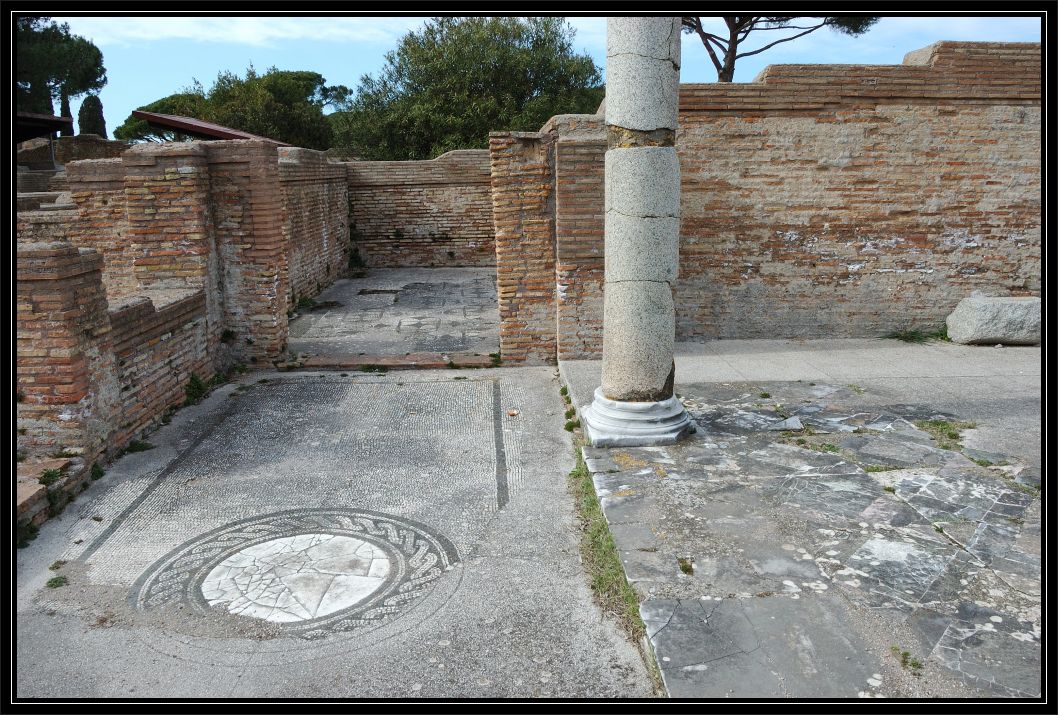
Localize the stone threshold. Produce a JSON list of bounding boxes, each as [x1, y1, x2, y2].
[[276, 351, 497, 371]]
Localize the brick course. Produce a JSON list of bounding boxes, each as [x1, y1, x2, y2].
[[346, 150, 494, 267]]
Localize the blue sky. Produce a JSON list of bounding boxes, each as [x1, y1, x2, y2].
[[50, 14, 1043, 138]]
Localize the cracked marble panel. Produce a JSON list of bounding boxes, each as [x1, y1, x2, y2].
[[201, 534, 390, 623], [588, 381, 1040, 698]]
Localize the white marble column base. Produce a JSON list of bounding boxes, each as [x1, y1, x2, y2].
[[581, 387, 694, 447]]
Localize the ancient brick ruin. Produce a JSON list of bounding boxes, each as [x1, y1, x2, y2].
[[490, 41, 1041, 362], [16, 41, 1041, 525]]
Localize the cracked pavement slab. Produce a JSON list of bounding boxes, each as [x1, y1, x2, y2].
[[16, 369, 652, 698], [564, 349, 1040, 699]]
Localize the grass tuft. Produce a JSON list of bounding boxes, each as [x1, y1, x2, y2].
[[914, 419, 976, 451], [38, 469, 63, 486], [122, 439, 154, 455], [568, 447, 644, 642], [184, 374, 209, 406]]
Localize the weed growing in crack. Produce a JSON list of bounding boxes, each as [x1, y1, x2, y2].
[[891, 646, 924, 675], [17, 521, 39, 548], [184, 374, 209, 406], [46, 576, 68, 588], [677, 557, 694, 575]]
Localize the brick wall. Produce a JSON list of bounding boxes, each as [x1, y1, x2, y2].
[[488, 132, 556, 365], [495, 41, 1042, 360], [346, 150, 494, 267], [279, 147, 350, 306], [675, 41, 1040, 340], [108, 290, 212, 447], [65, 159, 135, 298], [17, 134, 129, 167], [204, 140, 289, 361], [16, 240, 120, 463], [552, 117, 607, 360]]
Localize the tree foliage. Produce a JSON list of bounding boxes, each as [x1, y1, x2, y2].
[[331, 17, 604, 160], [77, 94, 107, 137], [16, 16, 107, 120], [113, 92, 209, 142], [113, 67, 347, 149], [682, 16, 880, 82]]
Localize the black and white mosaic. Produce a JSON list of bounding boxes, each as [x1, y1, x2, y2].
[[131, 508, 459, 638]]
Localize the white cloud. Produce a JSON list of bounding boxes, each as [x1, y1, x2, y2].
[[53, 15, 430, 48]]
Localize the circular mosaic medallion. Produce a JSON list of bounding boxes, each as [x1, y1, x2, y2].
[[131, 509, 459, 638]]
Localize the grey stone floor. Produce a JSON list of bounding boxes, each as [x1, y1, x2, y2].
[[16, 368, 652, 699], [287, 268, 500, 357], [562, 340, 1042, 699]]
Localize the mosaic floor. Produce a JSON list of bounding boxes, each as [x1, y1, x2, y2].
[[583, 381, 1041, 698], [19, 370, 652, 697]]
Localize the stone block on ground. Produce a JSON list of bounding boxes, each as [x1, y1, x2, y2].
[[946, 296, 1040, 345]]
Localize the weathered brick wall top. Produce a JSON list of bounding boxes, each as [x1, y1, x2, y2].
[[279, 147, 350, 307], [17, 135, 131, 167], [680, 41, 1041, 111], [346, 150, 495, 267]]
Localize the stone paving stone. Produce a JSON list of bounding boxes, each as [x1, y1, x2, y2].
[[644, 595, 880, 698], [584, 379, 1041, 698], [287, 267, 499, 358]]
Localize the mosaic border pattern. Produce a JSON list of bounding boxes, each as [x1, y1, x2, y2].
[[130, 508, 460, 638]]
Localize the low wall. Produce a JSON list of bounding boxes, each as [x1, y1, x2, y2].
[[17, 134, 130, 167], [490, 41, 1042, 363], [109, 290, 212, 446], [346, 150, 495, 267], [279, 147, 350, 306]]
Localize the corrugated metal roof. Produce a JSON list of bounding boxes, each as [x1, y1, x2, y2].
[[131, 111, 292, 146]]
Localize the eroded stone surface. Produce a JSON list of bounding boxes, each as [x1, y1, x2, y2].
[[586, 381, 1041, 698]]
